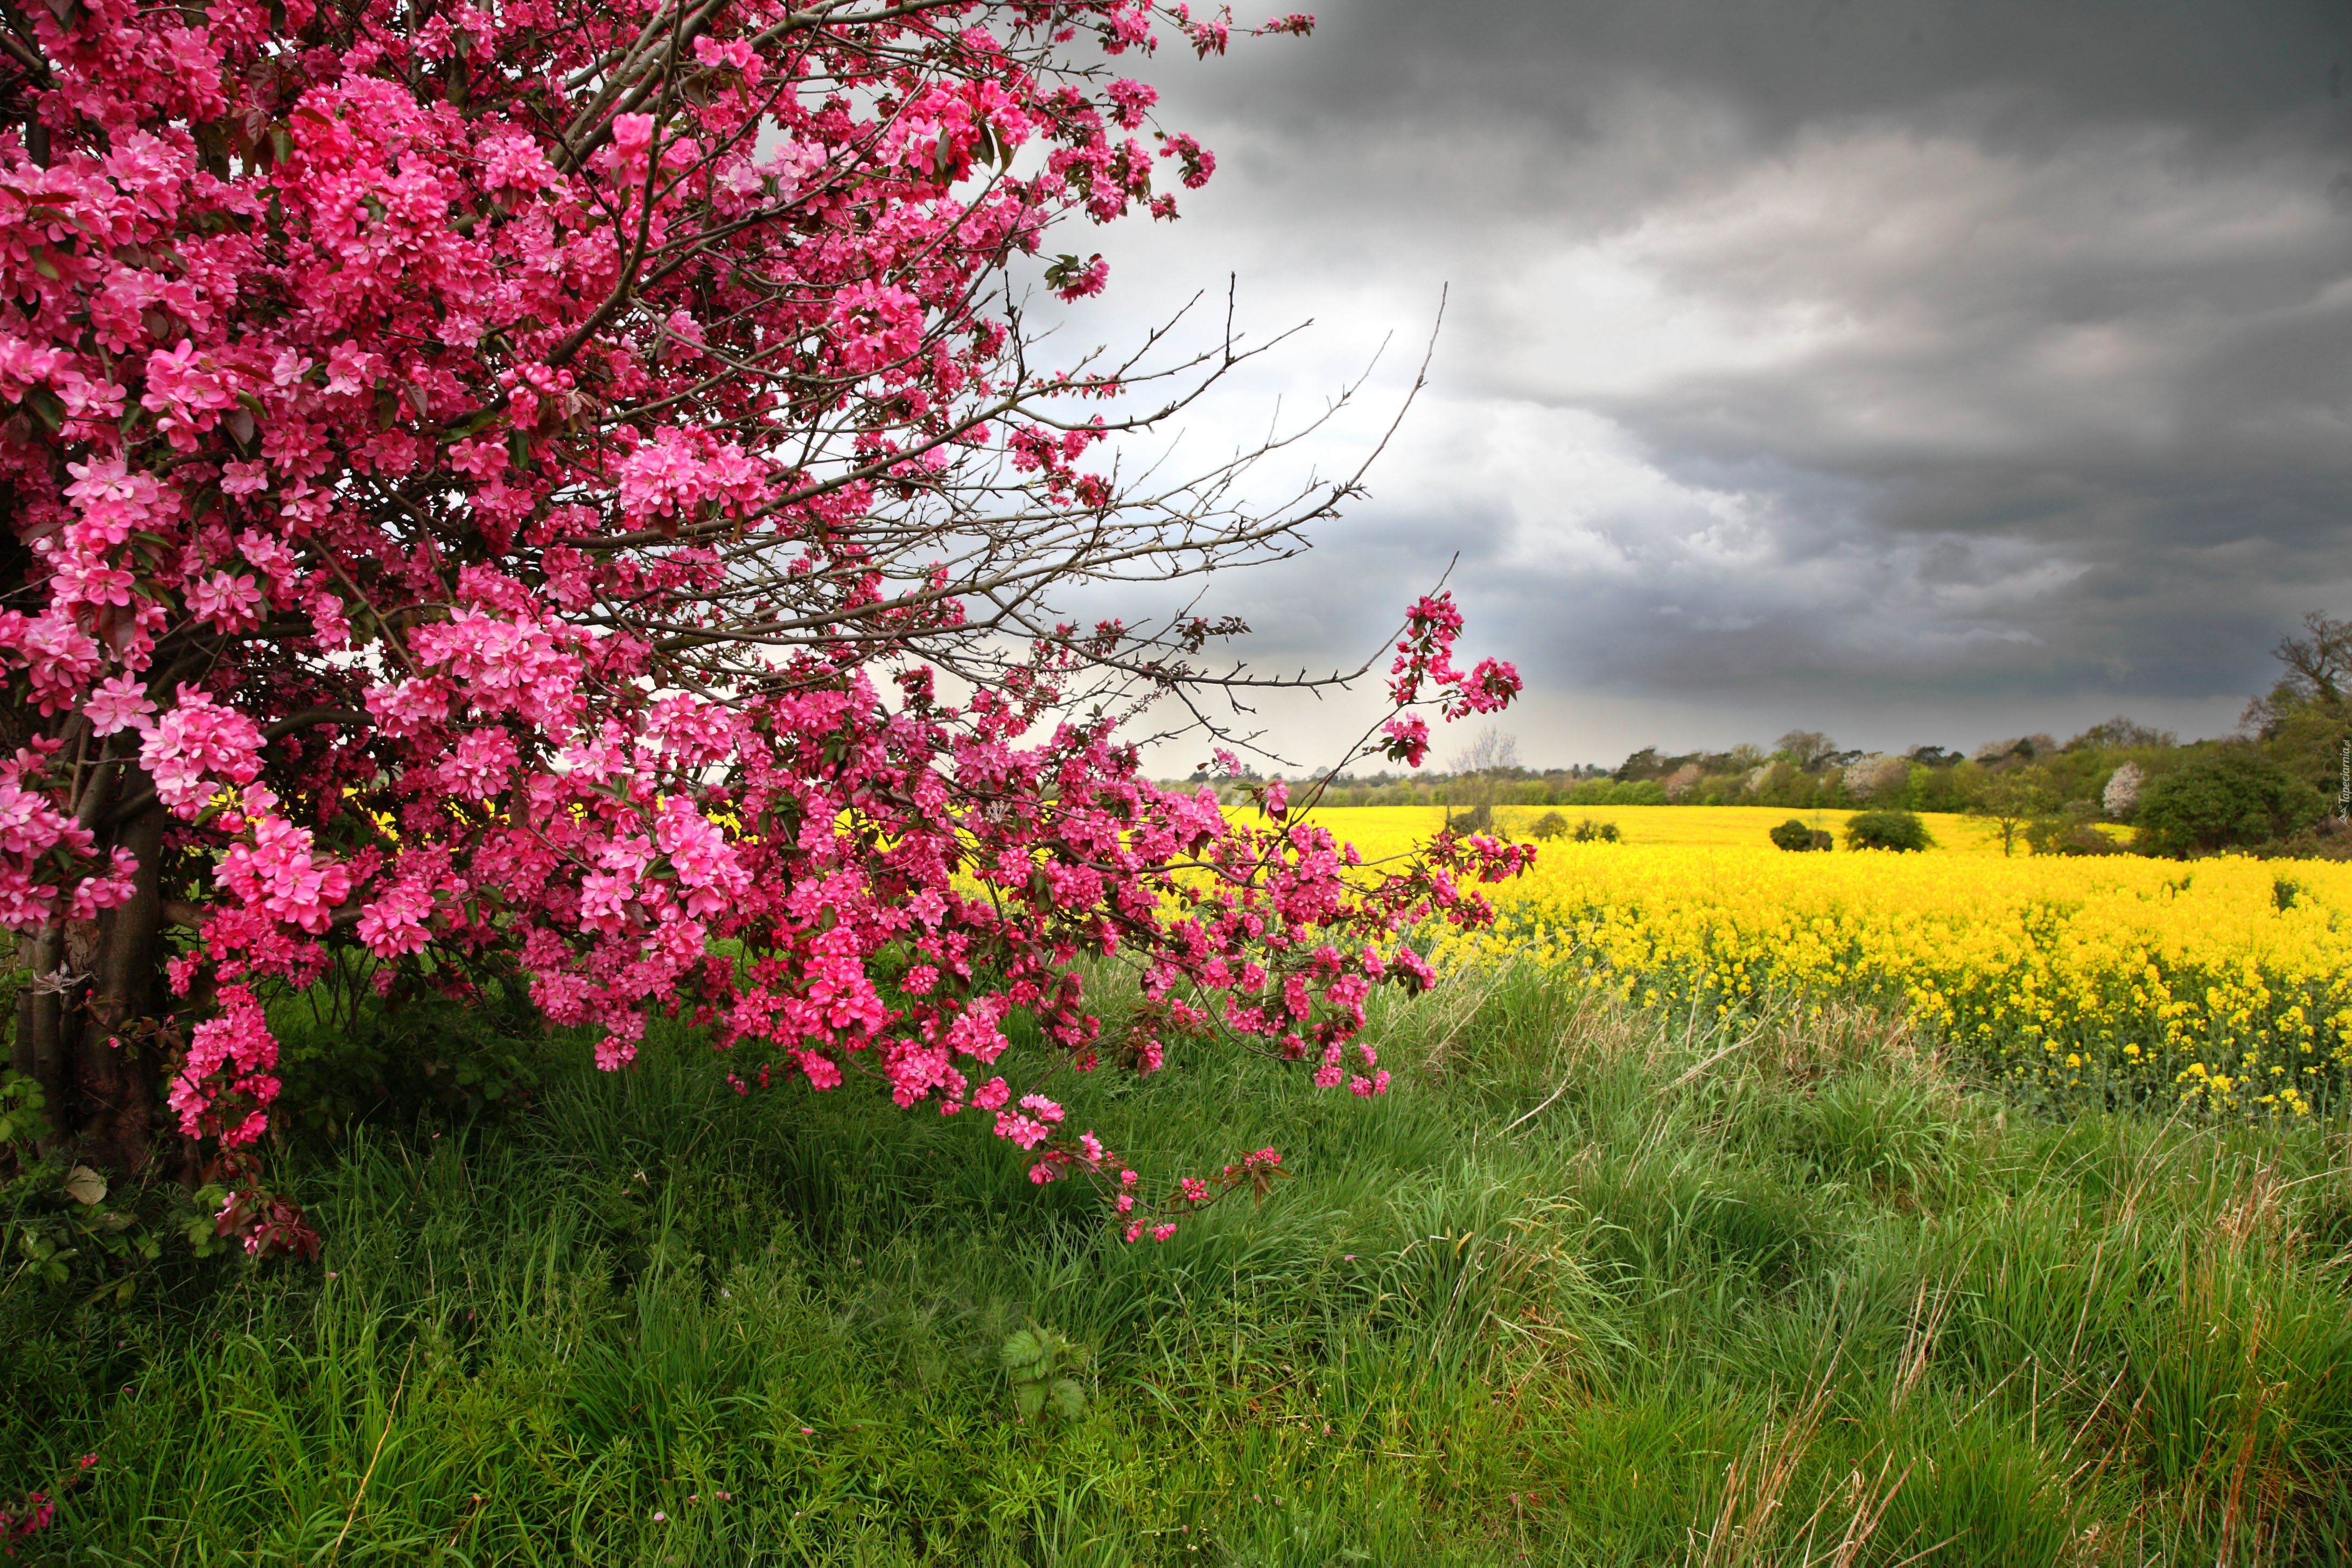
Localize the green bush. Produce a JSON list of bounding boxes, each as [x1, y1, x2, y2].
[[1571, 817, 1621, 843], [2134, 747, 2324, 856], [1769, 818, 1832, 852], [1529, 810, 1570, 841], [1843, 809, 1934, 852], [2024, 802, 2123, 857], [269, 980, 554, 1148]]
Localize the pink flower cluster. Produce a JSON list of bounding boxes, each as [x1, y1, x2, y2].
[[0, 0, 1542, 1257], [138, 689, 264, 818], [1385, 593, 1524, 728], [167, 985, 278, 1149]]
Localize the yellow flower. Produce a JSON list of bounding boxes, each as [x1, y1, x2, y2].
[[1297, 804, 2352, 1118]]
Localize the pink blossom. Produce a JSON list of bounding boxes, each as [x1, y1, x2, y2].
[[188, 571, 264, 632], [69, 848, 142, 918], [139, 688, 263, 816], [0, 865, 59, 928], [85, 675, 156, 736], [1380, 714, 1430, 767], [356, 877, 436, 958], [442, 727, 520, 797], [169, 985, 278, 1143], [218, 815, 354, 934], [994, 1110, 1053, 1149]]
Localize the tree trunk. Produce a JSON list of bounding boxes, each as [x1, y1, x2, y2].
[[72, 804, 170, 1174], [15, 922, 68, 1151], [6, 772, 176, 1177]]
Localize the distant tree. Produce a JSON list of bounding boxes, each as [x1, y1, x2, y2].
[[1775, 731, 1839, 771], [2068, 716, 2177, 751], [1740, 760, 1787, 799], [1908, 746, 1965, 768], [1571, 818, 1622, 843], [2243, 611, 2349, 810], [1567, 778, 1670, 807], [1969, 767, 2055, 857], [1661, 762, 1706, 801], [1904, 760, 1972, 814], [2134, 747, 2322, 856], [2253, 611, 2352, 719], [1446, 728, 1520, 834], [1843, 753, 1912, 803], [1614, 746, 1666, 781], [1529, 811, 1570, 842], [1844, 810, 1934, 852], [1974, 734, 2059, 765], [2102, 761, 2145, 819]]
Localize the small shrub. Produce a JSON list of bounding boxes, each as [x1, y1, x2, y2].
[[270, 983, 552, 1147], [2250, 816, 2352, 862], [1843, 809, 1933, 852], [1529, 810, 1570, 841], [0, 1071, 227, 1312], [1001, 1325, 1088, 1422], [2024, 802, 2123, 857], [1769, 819, 1832, 852], [1571, 817, 1621, 843], [1447, 801, 1495, 834]]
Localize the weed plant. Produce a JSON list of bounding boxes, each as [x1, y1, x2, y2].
[[4, 966, 2349, 1565]]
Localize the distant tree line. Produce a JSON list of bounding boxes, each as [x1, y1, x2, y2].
[[1175, 611, 2351, 860]]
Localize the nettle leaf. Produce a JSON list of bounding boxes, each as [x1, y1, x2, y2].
[[1000, 1327, 1045, 1373], [1014, 1381, 1045, 1418], [1048, 1378, 1086, 1420]]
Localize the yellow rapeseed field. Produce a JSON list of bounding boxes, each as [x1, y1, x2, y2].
[[1289, 804, 2352, 1115]]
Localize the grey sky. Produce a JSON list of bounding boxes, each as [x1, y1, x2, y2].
[[1055, 1, 2352, 771]]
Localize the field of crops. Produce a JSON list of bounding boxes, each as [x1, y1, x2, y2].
[[1292, 805, 2352, 1114]]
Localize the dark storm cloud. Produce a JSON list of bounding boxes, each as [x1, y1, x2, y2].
[[1068, 0, 2352, 763], [1194, 0, 2352, 146]]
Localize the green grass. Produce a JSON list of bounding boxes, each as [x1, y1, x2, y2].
[[6, 965, 2351, 1565]]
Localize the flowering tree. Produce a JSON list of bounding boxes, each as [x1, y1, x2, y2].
[[0, 0, 1525, 1251]]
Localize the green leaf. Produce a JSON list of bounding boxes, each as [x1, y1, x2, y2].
[[1014, 1382, 1044, 1418], [62, 1165, 108, 1206], [1048, 1378, 1086, 1420], [442, 404, 505, 442], [1000, 1327, 1045, 1372]]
